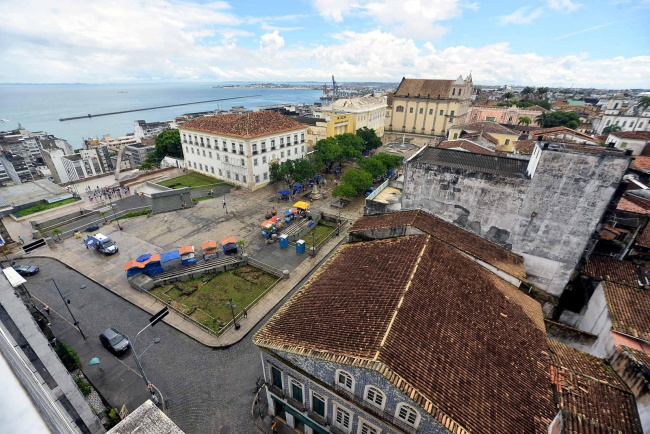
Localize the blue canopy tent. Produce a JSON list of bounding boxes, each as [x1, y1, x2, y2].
[[278, 190, 290, 195], [84, 236, 98, 247], [160, 249, 180, 263], [142, 254, 163, 276], [278, 189, 291, 201], [136, 253, 152, 262]]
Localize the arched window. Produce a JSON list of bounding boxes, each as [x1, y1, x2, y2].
[[396, 403, 420, 428], [396, 106, 404, 113], [335, 369, 355, 392], [452, 88, 456, 96], [473, 114, 478, 120], [458, 89, 462, 96], [364, 386, 385, 409]]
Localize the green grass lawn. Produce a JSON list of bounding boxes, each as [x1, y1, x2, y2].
[[150, 266, 277, 333], [158, 173, 224, 189], [301, 221, 338, 247], [16, 197, 78, 217], [192, 196, 215, 203], [116, 209, 151, 220]]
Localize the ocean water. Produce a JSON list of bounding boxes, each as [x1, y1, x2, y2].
[[0, 83, 323, 146]]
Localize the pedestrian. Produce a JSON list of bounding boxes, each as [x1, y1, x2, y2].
[[18, 235, 24, 245], [164, 214, 167, 222], [182, 201, 186, 209], [43, 305, 50, 315], [222, 199, 226, 208], [271, 420, 277, 433], [243, 308, 247, 318]]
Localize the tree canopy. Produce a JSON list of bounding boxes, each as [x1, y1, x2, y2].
[[269, 158, 316, 188], [535, 111, 580, 129], [602, 125, 622, 135], [637, 96, 650, 112], [518, 116, 532, 126], [142, 129, 182, 168], [356, 127, 382, 152]]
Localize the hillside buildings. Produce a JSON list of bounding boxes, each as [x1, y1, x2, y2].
[[594, 98, 650, 134], [605, 131, 650, 155], [385, 75, 473, 141], [41, 147, 104, 184], [446, 120, 520, 152], [134, 119, 172, 140], [467, 104, 545, 125], [179, 111, 307, 190]]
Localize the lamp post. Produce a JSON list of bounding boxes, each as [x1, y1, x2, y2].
[[108, 195, 122, 230], [129, 308, 167, 405], [52, 278, 86, 340], [226, 298, 239, 330], [223, 194, 228, 215]]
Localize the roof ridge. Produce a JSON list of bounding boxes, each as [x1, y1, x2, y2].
[[374, 235, 430, 359]]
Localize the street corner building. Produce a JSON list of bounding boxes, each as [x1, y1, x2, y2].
[[178, 110, 307, 190], [252, 210, 644, 433]]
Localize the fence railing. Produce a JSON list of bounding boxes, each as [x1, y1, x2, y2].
[[365, 178, 389, 202], [48, 205, 151, 241], [247, 257, 285, 278], [315, 219, 348, 250]]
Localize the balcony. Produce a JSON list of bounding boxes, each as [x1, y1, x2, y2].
[[269, 385, 284, 398], [331, 383, 418, 434], [271, 147, 276, 151], [287, 397, 305, 412], [329, 426, 347, 434], [307, 411, 328, 427], [239, 151, 244, 155], [294, 141, 298, 145], [252, 150, 258, 155]]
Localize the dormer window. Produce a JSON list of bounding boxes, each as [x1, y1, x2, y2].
[[335, 369, 355, 392], [396, 403, 420, 428], [364, 386, 385, 409]]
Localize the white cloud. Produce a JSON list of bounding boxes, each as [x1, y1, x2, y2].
[[259, 31, 285, 50], [545, 0, 583, 12], [499, 7, 544, 25], [313, 0, 475, 39]]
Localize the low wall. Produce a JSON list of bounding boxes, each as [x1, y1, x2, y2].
[[31, 209, 99, 232], [118, 167, 175, 188], [152, 259, 243, 286], [150, 187, 192, 214]]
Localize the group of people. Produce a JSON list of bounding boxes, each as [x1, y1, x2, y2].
[[87, 185, 130, 202]]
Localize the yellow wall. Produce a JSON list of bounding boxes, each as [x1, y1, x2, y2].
[[387, 98, 470, 136]]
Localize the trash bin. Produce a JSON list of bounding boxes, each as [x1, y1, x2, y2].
[[296, 239, 306, 254], [279, 234, 289, 249]]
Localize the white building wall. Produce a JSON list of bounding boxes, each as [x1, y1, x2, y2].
[[575, 283, 616, 359], [179, 127, 307, 190]]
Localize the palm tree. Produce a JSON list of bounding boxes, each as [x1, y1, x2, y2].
[[637, 96, 650, 112], [535, 112, 548, 127], [536, 87, 550, 99], [521, 86, 535, 98], [518, 116, 532, 126], [99, 211, 108, 223], [237, 239, 245, 255], [502, 91, 515, 101], [602, 125, 622, 135]]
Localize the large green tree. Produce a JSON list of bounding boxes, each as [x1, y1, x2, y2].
[[312, 137, 341, 173], [521, 86, 535, 97], [637, 96, 650, 112], [144, 129, 182, 166], [269, 158, 316, 188], [357, 156, 387, 179], [356, 127, 382, 152], [518, 116, 532, 126], [602, 125, 622, 135], [336, 133, 364, 161], [375, 153, 403, 170], [340, 168, 373, 195], [535, 111, 580, 129], [536, 87, 550, 99], [332, 183, 357, 198]]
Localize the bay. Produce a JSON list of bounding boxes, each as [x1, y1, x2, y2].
[[0, 83, 323, 147]]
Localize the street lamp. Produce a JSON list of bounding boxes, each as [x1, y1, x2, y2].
[[108, 195, 122, 230], [52, 278, 86, 340], [226, 298, 239, 330]]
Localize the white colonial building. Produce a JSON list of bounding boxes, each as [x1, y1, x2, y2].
[[594, 98, 650, 134], [179, 111, 307, 190]]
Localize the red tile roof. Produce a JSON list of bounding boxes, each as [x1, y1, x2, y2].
[[533, 126, 597, 142], [437, 139, 494, 154], [631, 156, 650, 171], [461, 131, 499, 145], [394, 79, 453, 98], [621, 345, 650, 370], [610, 131, 650, 141], [636, 222, 650, 248], [254, 235, 555, 433], [603, 281, 650, 341], [514, 137, 579, 154], [617, 194, 650, 214], [582, 255, 641, 287], [548, 340, 643, 434], [180, 111, 305, 139], [350, 210, 526, 279], [452, 120, 519, 136]]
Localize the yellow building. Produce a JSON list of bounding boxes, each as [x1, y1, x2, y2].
[[447, 121, 520, 152], [386, 74, 473, 137], [321, 95, 387, 137]]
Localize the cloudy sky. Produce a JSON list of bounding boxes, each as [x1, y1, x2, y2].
[[0, 0, 648, 88]]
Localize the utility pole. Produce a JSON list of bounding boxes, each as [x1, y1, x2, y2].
[[128, 307, 168, 405], [108, 195, 122, 230], [52, 278, 86, 340]]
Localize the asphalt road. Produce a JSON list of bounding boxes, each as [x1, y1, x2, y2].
[[21, 257, 264, 434]]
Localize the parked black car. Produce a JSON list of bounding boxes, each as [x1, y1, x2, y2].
[[99, 328, 130, 354], [13, 264, 39, 276]]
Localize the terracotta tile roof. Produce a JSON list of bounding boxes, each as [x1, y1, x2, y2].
[[603, 281, 650, 341], [461, 131, 499, 145], [394, 78, 453, 98], [532, 126, 598, 143], [631, 156, 650, 171], [636, 222, 650, 248], [452, 120, 519, 136], [582, 255, 641, 287], [437, 139, 494, 154], [514, 137, 579, 154], [180, 111, 305, 139], [548, 340, 643, 434], [621, 345, 650, 370], [254, 235, 555, 433], [350, 210, 526, 279], [617, 194, 650, 214], [413, 147, 530, 178], [610, 131, 650, 141]]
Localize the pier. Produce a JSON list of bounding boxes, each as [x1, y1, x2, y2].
[[59, 95, 261, 121]]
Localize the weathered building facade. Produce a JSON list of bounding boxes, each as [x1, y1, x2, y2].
[[402, 143, 631, 295]]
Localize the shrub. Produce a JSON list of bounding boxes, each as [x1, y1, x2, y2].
[[54, 343, 80, 372], [74, 373, 92, 396], [103, 407, 121, 429]]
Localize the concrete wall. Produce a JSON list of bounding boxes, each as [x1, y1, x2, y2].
[[261, 349, 449, 434], [574, 284, 616, 358], [150, 187, 192, 214], [611, 351, 650, 433], [402, 148, 630, 295]]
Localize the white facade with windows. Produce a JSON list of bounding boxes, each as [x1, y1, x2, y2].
[[179, 126, 307, 190]]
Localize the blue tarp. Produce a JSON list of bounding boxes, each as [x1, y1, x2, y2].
[[277, 190, 290, 195], [84, 236, 98, 247], [284, 210, 293, 216], [136, 253, 152, 262], [292, 184, 302, 191], [160, 250, 180, 263]]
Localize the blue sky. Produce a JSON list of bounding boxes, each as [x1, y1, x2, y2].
[[0, 0, 648, 87]]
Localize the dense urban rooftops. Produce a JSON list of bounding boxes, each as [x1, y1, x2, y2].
[[180, 111, 305, 139], [437, 139, 494, 154], [254, 234, 555, 433], [451, 120, 519, 136], [412, 147, 530, 178]]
